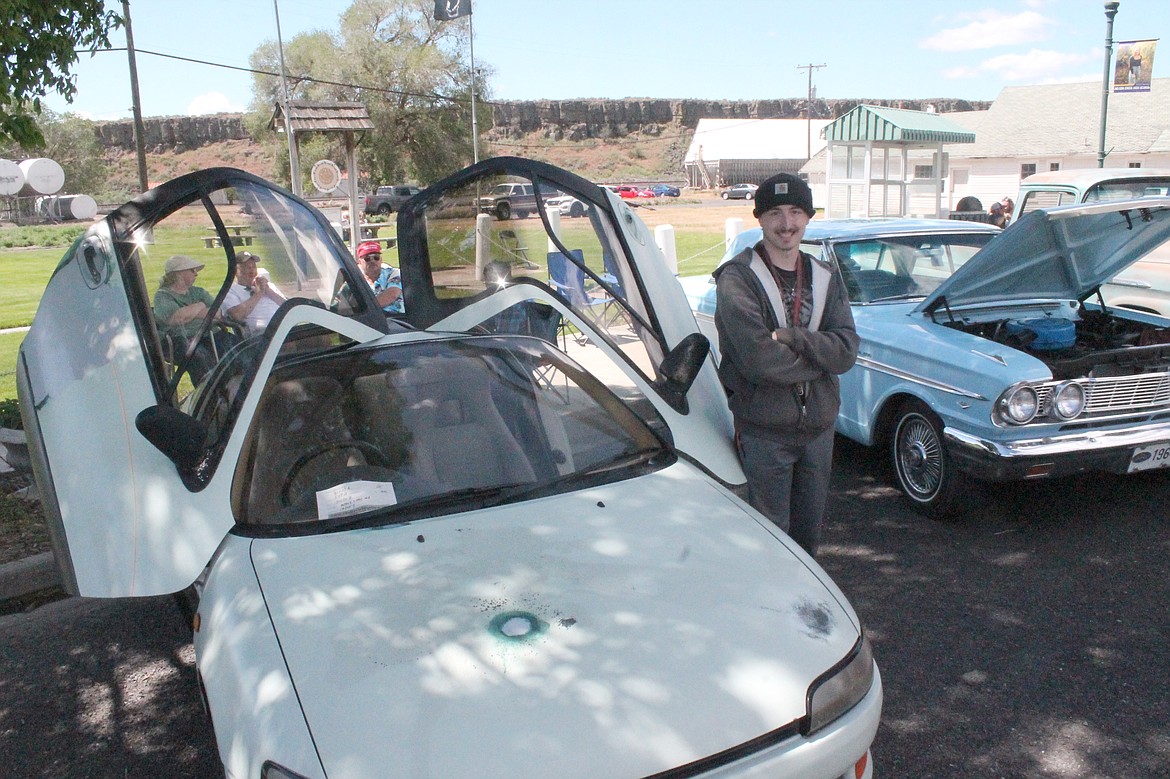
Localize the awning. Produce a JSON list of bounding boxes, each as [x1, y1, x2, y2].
[[823, 105, 975, 145]]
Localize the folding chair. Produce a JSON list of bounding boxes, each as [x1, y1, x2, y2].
[[547, 250, 622, 342], [498, 229, 539, 270]]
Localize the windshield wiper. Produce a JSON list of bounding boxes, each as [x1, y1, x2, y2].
[[325, 448, 671, 532], [324, 481, 554, 532]]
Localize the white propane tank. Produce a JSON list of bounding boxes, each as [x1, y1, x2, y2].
[[18, 158, 65, 196], [0, 159, 25, 196], [35, 194, 99, 221]]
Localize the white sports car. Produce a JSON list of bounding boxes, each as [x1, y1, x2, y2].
[[17, 159, 880, 779]]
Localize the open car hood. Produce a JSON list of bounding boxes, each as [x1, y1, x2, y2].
[[916, 198, 1170, 313]]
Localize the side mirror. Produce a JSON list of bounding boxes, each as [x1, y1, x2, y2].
[[653, 333, 710, 413], [135, 405, 209, 474]]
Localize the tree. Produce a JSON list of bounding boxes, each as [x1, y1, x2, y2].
[[247, 0, 484, 189], [0, 1, 122, 147]]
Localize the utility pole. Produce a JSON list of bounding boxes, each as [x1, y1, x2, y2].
[[121, 0, 149, 193], [797, 63, 826, 160], [1097, 2, 1120, 168], [273, 0, 301, 195]]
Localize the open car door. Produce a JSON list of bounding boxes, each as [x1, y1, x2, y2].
[[395, 157, 742, 485], [17, 169, 387, 597]]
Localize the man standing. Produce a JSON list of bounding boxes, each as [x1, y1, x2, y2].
[[222, 251, 286, 336], [713, 173, 858, 557]]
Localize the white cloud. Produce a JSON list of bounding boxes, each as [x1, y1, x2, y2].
[[185, 92, 246, 116], [943, 47, 1100, 84], [922, 11, 1053, 52]]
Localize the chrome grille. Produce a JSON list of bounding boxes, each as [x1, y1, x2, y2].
[[1036, 373, 1170, 417]]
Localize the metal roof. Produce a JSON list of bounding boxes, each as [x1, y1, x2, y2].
[[943, 78, 1170, 158], [684, 118, 832, 162], [823, 105, 975, 144], [270, 100, 375, 133]]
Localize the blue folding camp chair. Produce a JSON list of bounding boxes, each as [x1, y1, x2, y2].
[[547, 249, 621, 341]]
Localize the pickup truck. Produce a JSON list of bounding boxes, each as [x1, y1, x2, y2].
[[1012, 168, 1170, 315], [363, 185, 422, 216], [478, 182, 538, 220]]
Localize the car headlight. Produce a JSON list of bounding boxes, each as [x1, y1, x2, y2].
[[1050, 381, 1086, 420], [999, 385, 1039, 425], [805, 634, 875, 735]]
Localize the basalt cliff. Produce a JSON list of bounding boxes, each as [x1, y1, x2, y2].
[[93, 97, 990, 151]]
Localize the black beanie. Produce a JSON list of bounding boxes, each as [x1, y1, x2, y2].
[[752, 173, 815, 218]]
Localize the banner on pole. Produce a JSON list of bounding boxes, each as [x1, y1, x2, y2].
[[434, 0, 471, 21], [1114, 39, 1157, 93]]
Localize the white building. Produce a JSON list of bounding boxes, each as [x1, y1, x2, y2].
[[683, 118, 831, 189], [942, 78, 1170, 212]]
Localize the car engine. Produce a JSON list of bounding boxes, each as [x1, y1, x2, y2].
[[948, 307, 1170, 380]]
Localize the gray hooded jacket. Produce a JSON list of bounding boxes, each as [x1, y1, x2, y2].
[[713, 243, 859, 445]]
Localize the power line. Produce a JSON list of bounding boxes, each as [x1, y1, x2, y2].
[[85, 46, 475, 107]]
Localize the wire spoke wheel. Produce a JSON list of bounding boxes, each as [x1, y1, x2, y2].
[[891, 399, 966, 519]]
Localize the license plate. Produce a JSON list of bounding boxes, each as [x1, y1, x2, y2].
[[1128, 442, 1170, 472]]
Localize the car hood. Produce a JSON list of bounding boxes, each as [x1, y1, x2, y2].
[[916, 198, 1170, 313], [253, 465, 861, 778]]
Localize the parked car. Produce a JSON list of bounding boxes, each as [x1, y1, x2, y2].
[[678, 204, 1170, 518], [651, 184, 681, 197], [546, 193, 586, 217], [721, 183, 759, 200], [364, 184, 422, 215], [616, 185, 641, 199], [18, 159, 880, 779], [1011, 168, 1170, 316]]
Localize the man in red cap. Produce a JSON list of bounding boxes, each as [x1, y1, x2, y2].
[[356, 240, 404, 314], [713, 173, 858, 558]]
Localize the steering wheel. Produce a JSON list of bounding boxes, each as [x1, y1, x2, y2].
[[280, 439, 390, 507]]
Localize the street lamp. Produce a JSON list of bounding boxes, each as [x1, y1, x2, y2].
[[1097, 1, 1120, 168]]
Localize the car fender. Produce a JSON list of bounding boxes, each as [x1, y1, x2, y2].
[[839, 306, 1053, 446], [195, 535, 324, 779]]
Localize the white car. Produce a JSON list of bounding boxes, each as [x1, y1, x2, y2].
[[17, 160, 880, 779], [545, 193, 587, 217]]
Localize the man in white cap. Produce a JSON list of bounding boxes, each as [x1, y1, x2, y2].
[[221, 251, 286, 336], [713, 173, 858, 558]]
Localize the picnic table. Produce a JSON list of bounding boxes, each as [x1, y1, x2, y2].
[[203, 225, 255, 248], [339, 223, 397, 249]]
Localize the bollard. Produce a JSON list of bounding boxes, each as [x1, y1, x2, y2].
[[545, 206, 562, 252], [725, 217, 745, 251], [474, 213, 492, 280], [654, 224, 678, 275]]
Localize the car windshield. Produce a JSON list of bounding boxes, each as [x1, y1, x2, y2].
[[1083, 178, 1170, 203], [235, 335, 672, 529], [826, 232, 997, 303]]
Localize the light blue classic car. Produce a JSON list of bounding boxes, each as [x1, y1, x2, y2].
[[679, 202, 1170, 517]]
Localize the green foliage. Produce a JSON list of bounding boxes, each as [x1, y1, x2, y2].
[[0, 1, 122, 147], [0, 397, 20, 429], [248, 0, 479, 190]]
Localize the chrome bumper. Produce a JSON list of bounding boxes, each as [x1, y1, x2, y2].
[[944, 418, 1170, 480]]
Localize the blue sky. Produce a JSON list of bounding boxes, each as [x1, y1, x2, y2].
[[43, 0, 1169, 121]]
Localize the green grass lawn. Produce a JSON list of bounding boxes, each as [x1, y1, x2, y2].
[[0, 218, 729, 405]]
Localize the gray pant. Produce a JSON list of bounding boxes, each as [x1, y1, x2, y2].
[[738, 426, 835, 557]]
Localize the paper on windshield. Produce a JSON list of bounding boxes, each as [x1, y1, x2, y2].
[[316, 481, 398, 519]]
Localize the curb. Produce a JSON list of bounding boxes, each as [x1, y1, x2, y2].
[[0, 552, 60, 605]]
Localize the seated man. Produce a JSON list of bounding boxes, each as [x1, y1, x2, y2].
[[221, 251, 286, 336], [356, 240, 405, 314]]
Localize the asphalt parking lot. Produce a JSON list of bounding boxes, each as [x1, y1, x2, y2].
[[1, 436, 1168, 777]]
